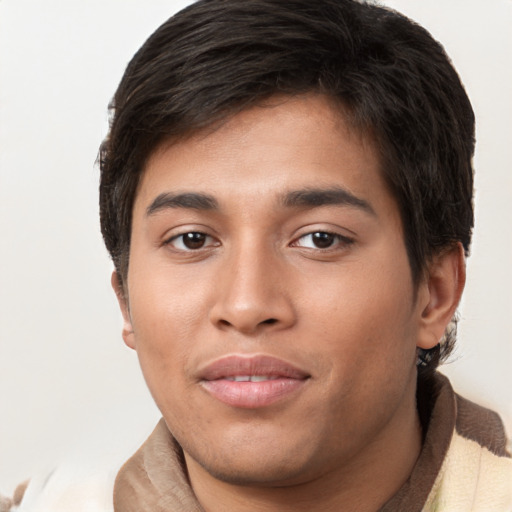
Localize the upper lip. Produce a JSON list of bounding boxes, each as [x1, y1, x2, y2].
[[198, 354, 310, 381]]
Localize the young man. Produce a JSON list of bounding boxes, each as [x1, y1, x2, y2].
[[6, 0, 511, 510]]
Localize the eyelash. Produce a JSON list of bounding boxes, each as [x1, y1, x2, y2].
[[292, 231, 354, 251], [166, 232, 218, 251], [165, 230, 354, 253]]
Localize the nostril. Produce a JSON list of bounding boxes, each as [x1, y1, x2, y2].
[[213, 313, 285, 333]]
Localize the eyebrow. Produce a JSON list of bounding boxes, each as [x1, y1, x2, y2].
[[282, 187, 375, 215], [146, 192, 218, 216], [145, 187, 375, 216]]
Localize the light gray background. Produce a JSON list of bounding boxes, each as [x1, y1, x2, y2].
[[1, 0, 511, 493]]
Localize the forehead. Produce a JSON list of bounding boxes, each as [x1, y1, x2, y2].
[[134, 94, 393, 219]]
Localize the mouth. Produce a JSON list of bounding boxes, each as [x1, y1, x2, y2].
[[224, 375, 280, 382], [198, 354, 310, 409]]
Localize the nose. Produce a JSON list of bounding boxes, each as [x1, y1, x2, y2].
[[209, 243, 296, 335]]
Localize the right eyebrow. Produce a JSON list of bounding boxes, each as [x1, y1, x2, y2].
[[281, 186, 376, 216], [146, 192, 219, 216]]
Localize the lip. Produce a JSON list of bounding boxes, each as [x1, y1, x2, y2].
[[198, 354, 310, 409]]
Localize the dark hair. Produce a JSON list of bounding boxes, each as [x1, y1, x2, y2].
[[99, 0, 475, 377]]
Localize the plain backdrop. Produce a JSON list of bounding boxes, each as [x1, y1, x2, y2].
[[1, 0, 511, 493]]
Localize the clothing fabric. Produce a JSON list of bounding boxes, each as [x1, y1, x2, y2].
[[6, 373, 512, 511], [113, 373, 512, 511], [8, 464, 117, 512]]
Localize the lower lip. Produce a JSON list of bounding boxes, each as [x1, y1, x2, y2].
[[201, 378, 306, 408]]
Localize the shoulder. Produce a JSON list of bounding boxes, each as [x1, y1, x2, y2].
[[425, 391, 512, 511], [4, 463, 118, 512], [454, 393, 511, 457]]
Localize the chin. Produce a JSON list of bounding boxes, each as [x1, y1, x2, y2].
[[179, 425, 324, 488], [194, 455, 313, 488]]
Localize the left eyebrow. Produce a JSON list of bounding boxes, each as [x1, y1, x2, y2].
[[146, 192, 219, 216], [281, 187, 376, 215]]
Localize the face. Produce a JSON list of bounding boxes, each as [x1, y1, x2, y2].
[[120, 95, 431, 486]]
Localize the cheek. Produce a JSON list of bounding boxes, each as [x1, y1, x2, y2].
[[297, 261, 419, 430], [300, 255, 418, 372], [126, 266, 211, 391], [129, 256, 211, 337]]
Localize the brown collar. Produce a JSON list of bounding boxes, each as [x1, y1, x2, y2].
[[114, 418, 202, 512], [378, 373, 456, 511]]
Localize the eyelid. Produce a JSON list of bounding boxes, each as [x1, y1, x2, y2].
[[291, 229, 355, 250], [161, 224, 355, 253], [163, 228, 220, 251]]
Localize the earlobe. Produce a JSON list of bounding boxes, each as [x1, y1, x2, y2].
[[417, 243, 466, 350], [111, 271, 136, 350]]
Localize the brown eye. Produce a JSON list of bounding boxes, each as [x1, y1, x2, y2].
[[168, 232, 215, 251], [293, 231, 354, 250], [311, 232, 335, 248], [182, 232, 207, 249]]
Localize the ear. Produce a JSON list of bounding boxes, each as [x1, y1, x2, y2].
[[417, 243, 466, 350], [111, 271, 136, 350]]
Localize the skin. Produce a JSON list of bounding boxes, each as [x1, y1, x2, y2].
[[115, 94, 465, 511]]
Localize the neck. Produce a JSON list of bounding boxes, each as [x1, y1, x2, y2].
[[185, 379, 422, 512]]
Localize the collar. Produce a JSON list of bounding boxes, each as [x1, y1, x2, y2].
[[114, 373, 459, 512]]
